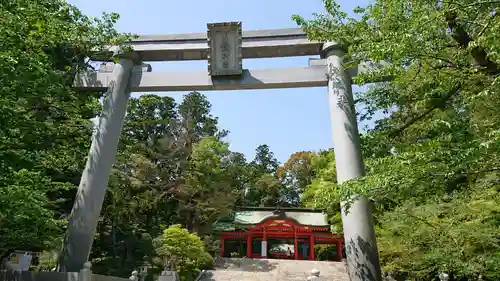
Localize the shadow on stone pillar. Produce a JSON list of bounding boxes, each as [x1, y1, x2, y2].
[[322, 42, 382, 281]]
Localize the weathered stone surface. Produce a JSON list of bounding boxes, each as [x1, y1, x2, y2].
[[157, 271, 179, 281], [105, 28, 320, 62], [75, 66, 329, 92], [207, 22, 242, 76], [201, 258, 348, 281]]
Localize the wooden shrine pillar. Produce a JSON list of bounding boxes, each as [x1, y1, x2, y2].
[[247, 234, 252, 258], [294, 229, 299, 260], [262, 231, 268, 258], [336, 239, 343, 261], [309, 235, 315, 260], [220, 236, 225, 257]]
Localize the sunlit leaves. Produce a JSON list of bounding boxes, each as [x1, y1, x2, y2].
[[0, 170, 63, 255], [154, 225, 212, 281], [94, 93, 242, 276], [0, 0, 130, 256], [294, 0, 500, 279]]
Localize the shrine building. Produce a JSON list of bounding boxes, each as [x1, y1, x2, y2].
[[216, 207, 343, 261]]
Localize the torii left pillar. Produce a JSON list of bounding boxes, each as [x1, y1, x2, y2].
[[57, 51, 142, 272]]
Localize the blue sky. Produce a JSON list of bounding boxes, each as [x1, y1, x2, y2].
[[68, 0, 371, 163]]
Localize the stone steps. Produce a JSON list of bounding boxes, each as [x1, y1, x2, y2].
[[201, 258, 348, 281]]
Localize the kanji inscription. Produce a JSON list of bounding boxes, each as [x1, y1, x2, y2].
[[207, 22, 242, 76]]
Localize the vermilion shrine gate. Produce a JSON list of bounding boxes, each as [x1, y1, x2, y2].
[[218, 208, 343, 261]]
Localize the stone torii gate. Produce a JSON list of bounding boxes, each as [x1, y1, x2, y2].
[[65, 22, 382, 281]]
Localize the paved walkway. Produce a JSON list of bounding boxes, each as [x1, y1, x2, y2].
[[201, 258, 349, 281]]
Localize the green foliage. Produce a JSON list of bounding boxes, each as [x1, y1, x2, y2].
[[299, 150, 343, 234], [91, 93, 228, 276], [253, 174, 285, 207], [0, 0, 131, 257], [154, 225, 213, 281], [314, 244, 338, 261], [244, 145, 284, 207], [182, 137, 238, 235], [230, 252, 240, 258], [277, 151, 315, 205], [91, 93, 284, 276], [300, 150, 337, 208], [294, 0, 500, 280], [34, 250, 59, 271], [0, 170, 63, 255], [378, 187, 500, 280]]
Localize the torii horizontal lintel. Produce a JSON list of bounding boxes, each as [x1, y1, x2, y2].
[[94, 28, 321, 62], [75, 66, 328, 92], [75, 61, 387, 92]]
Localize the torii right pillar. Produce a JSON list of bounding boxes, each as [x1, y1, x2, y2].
[[323, 42, 382, 281]]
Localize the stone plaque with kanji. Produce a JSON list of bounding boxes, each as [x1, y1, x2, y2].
[[207, 22, 242, 76]]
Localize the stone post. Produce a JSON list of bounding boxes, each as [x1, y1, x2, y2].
[[79, 262, 92, 281], [322, 42, 382, 281], [439, 273, 449, 281], [306, 269, 320, 281], [158, 270, 180, 281], [58, 50, 140, 272], [129, 271, 139, 281], [139, 271, 147, 281]]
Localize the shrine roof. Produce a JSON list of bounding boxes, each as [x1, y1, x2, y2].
[[233, 207, 329, 227]]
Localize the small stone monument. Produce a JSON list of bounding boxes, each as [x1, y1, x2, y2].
[[382, 271, 396, 281], [130, 270, 139, 281], [306, 269, 320, 281], [157, 270, 180, 281], [439, 273, 449, 281]]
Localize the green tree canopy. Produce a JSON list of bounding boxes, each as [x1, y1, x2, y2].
[[154, 225, 212, 281], [0, 0, 131, 259], [91, 92, 281, 276], [294, 0, 500, 280]]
